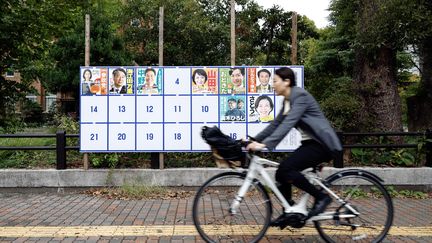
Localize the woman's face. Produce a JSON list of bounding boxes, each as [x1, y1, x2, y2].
[[231, 69, 243, 87], [257, 99, 271, 117], [84, 71, 91, 81], [273, 74, 289, 96], [194, 73, 206, 86]]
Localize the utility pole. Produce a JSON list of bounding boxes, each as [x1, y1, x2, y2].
[[151, 6, 165, 169], [85, 14, 90, 68], [230, 0, 235, 66], [83, 14, 90, 170], [159, 6, 164, 66], [290, 12, 298, 65]]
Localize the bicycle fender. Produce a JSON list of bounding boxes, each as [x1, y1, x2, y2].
[[325, 169, 384, 184]]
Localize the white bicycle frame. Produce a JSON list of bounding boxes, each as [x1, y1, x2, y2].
[[230, 154, 360, 223]]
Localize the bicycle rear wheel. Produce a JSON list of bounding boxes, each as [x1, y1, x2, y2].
[[192, 171, 272, 243], [314, 170, 394, 243]]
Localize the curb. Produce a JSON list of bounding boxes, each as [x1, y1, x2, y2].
[[0, 167, 431, 189]]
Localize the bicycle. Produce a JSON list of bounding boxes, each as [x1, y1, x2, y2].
[[192, 145, 394, 243]]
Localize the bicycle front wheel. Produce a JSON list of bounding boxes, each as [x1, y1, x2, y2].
[[192, 171, 272, 243], [314, 170, 394, 243]]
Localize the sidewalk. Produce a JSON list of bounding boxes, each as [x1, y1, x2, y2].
[[0, 191, 431, 242]]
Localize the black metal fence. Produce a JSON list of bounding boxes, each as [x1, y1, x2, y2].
[[0, 131, 79, 170], [336, 130, 431, 168], [0, 130, 431, 169]]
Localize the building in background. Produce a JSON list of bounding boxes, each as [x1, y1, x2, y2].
[[3, 71, 57, 112]]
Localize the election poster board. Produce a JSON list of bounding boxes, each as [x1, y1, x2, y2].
[[80, 66, 304, 152]]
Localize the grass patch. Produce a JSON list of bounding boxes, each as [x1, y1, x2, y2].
[[0, 132, 56, 168], [0, 126, 83, 169], [338, 186, 430, 199], [385, 186, 429, 199], [84, 184, 195, 200]]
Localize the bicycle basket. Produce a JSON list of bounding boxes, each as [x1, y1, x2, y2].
[[201, 126, 247, 168]]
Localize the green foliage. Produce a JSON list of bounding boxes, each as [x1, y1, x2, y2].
[[43, 7, 132, 94], [303, 26, 364, 131], [341, 186, 429, 199], [308, 1, 432, 131], [0, 0, 81, 71], [52, 114, 79, 134], [342, 187, 369, 198], [349, 135, 425, 167], [320, 90, 363, 131], [0, 77, 28, 133], [384, 186, 427, 199], [399, 74, 421, 126], [119, 183, 167, 199], [330, 0, 432, 54], [21, 100, 44, 126], [0, 151, 56, 169], [0, 134, 56, 168], [165, 151, 288, 168], [123, 0, 225, 66], [307, 75, 364, 131], [48, 113, 80, 147], [0, 113, 24, 134], [397, 190, 428, 199], [342, 186, 429, 199], [390, 149, 416, 166], [91, 153, 120, 168], [258, 6, 319, 65], [121, 0, 318, 66], [350, 148, 374, 165], [84, 184, 194, 200], [0, 1, 82, 130], [385, 186, 398, 197]]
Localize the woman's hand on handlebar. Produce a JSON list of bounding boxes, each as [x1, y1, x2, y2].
[[246, 141, 266, 151]]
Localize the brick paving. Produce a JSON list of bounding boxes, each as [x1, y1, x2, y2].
[[0, 191, 430, 242]]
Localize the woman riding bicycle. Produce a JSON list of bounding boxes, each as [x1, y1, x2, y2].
[[246, 67, 343, 226]]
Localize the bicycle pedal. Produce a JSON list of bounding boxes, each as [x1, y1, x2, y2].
[[269, 221, 289, 230], [279, 223, 289, 230], [270, 213, 306, 229]]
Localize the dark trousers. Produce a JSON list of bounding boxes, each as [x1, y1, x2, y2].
[[276, 140, 333, 200]]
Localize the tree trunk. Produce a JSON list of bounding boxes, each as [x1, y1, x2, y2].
[[265, 26, 274, 64], [354, 0, 403, 132], [354, 47, 403, 131], [407, 37, 432, 131]]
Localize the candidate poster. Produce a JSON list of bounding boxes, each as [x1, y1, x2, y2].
[[220, 95, 247, 122], [81, 67, 108, 95]]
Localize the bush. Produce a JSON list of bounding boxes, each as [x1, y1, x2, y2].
[[0, 135, 56, 168], [21, 100, 44, 125], [349, 136, 425, 167], [0, 113, 24, 134], [91, 153, 120, 168]]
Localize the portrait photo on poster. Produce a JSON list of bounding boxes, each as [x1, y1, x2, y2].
[[136, 67, 162, 94], [81, 67, 108, 95], [219, 67, 246, 95], [248, 95, 275, 122], [220, 95, 246, 122], [109, 67, 127, 94], [79, 65, 305, 152], [191, 68, 218, 94], [247, 67, 274, 94]]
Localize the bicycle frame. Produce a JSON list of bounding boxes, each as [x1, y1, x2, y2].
[[230, 154, 360, 223]]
